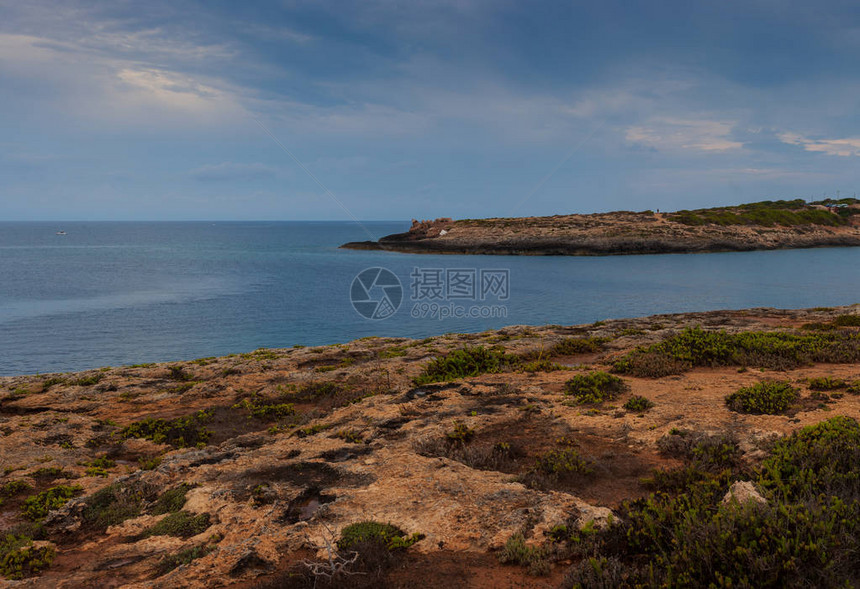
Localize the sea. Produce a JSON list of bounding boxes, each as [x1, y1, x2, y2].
[[1, 221, 859, 376]]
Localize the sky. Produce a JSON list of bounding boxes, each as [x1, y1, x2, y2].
[[2, 0, 860, 221]]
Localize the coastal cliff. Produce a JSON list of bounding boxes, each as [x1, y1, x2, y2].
[[1, 305, 860, 587], [341, 199, 860, 255]]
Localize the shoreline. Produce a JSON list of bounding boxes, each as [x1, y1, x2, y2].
[[341, 203, 860, 256]]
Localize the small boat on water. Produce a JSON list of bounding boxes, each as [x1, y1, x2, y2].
[[56, 231, 66, 235]]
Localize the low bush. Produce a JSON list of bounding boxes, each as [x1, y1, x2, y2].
[[152, 483, 194, 515], [564, 372, 628, 404], [445, 421, 475, 444], [0, 480, 31, 505], [0, 534, 55, 579], [833, 314, 860, 327], [21, 485, 81, 520], [84, 455, 116, 477], [550, 337, 607, 356], [414, 346, 519, 384], [807, 376, 847, 390], [71, 374, 102, 387], [333, 429, 363, 444], [233, 397, 296, 419], [167, 365, 194, 381], [80, 481, 154, 531], [561, 416, 860, 587], [138, 511, 211, 539], [118, 410, 213, 448], [156, 544, 215, 575], [498, 533, 551, 576], [532, 446, 592, 478], [293, 424, 328, 438], [622, 395, 654, 412], [520, 358, 567, 373], [562, 556, 628, 588], [613, 327, 860, 377], [337, 521, 422, 552], [725, 380, 799, 414]]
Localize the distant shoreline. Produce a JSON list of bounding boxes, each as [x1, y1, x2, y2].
[[341, 200, 860, 256]]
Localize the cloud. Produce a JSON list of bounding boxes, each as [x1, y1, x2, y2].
[[189, 162, 277, 182], [625, 117, 744, 152], [778, 132, 860, 156]]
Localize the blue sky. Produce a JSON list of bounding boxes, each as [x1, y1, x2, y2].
[[2, 0, 860, 221]]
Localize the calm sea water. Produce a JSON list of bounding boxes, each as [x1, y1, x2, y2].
[[1, 221, 859, 375]]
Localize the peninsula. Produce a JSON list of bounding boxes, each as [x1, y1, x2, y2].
[[342, 199, 860, 255]]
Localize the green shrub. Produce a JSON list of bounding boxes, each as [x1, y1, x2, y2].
[[562, 556, 628, 588], [21, 485, 81, 520], [758, 415, 860, 501], [118, 410, 212, 448], [378, 346, 407, 359], [337, 521, 422, 552], [807, 376, 847, 390], [40, 377, 65, 390], [498, 533, 551, 576], [157, 544, 215, 575], [167, 365, 194, 381], [71, 374, 102, 387], [0, 535, 55, 579], [0, 480, 31, 502], [83, 455, 116, 478], [152, 484, 194, 515], [80, 482, 151, 530], [232, 397, 295, 419], [293, 424, 328, 438], [622, 395, 654, 412], [139, 511, 211, 539], [833, 314, 860, 327], [138, 455, 163, 470], [668, 200, 848, 227], [520, 358, 566, 373], [725, 380, 799, 414], [334, 429, 363, 444], [414, 346, 519, 384], [564, 416, 860, 587], [532, 446, 592, 478], [290, 382, 340, 402], [550, 337, 606, 356], [445, 421, 475, 444], [564, 372, 628, 404], [614, 326, 860, 377]]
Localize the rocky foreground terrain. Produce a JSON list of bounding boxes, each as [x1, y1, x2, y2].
[[341, 200, 860, 255], [1, 305, 860, 588]]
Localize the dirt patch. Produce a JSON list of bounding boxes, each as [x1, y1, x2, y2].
[[238, 461, 372, 490], [385, 550, 564, 588]]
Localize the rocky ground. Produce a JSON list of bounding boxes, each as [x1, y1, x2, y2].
[[0, 305, 859, 588], [341, 206, 860, 255]]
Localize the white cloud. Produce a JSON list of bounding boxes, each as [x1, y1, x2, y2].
[[779, 132, 860, 157], [626, 117, 743, 152]]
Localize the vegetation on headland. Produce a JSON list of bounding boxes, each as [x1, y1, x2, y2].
[[1, 307, 860, 585], [613, 326, 860, 377], [556, 415, 860, 588], [668, 198, 860, 227], [341, 198, 860, 255]]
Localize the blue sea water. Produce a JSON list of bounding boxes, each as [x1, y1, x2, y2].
[[1, 221, 859, 375]]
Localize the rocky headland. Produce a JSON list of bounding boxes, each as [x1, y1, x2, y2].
[[1, 305, 860, 587], [341, 199, 860, 256]]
